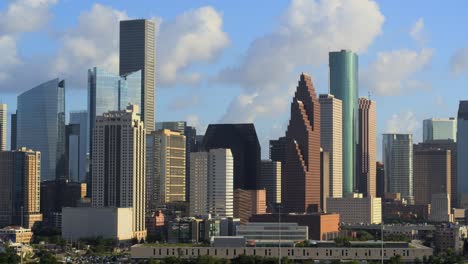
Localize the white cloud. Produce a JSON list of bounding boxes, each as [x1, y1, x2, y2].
[[0, 36, 20, 81], [450, 47, 468, 75], [158, 6, 229, 85], [0, 0, 57, 35], [385, 111, 419, 135], [217, 0, 384, 123], [186, 114, 206, 134], [361, 48, 433, 96], [410, 18, 426, 44]]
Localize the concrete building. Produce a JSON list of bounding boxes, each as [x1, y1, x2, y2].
[[319, 94, 343, 198], [413, 149, 451, 206], [189, 152, 209, 216], [283, 73, 321, 213], [434, 224, 467, 255], [0, 148, 42, 228], [62, 207, 134, 241], [0, 226, 33, 244], [320, 150, 329, 212], [429, 193, 452, 223], [0, 104, 6, 151], [357, 98, 376, 197], [249, 213, 340, 241], [457, 101, 468, 206], [383, 134, 414, 204], [207, 149, 234, 218], [327, 193, 381, 224], [17, 78, 66, 181], [259, 160, 281, 207], [237, 223, 308, 244], [423, 118, 457, 142], [91, 105, 146, 239], [233, 189, 266, 224], [120, 19, 156, 131], [329, 50, 358, 196], [10, 112, 16, 150]]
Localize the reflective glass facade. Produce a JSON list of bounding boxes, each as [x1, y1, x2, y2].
[[69, 111, 88, 182], [329, 50, 358, 195], [423, 118, 457, 142], [119, 70, 142, 110], [17, 78, 66, 181]]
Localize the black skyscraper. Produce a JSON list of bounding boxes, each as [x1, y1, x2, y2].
[[202, 124, 261, 190]]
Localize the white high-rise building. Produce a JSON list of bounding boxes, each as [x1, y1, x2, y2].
[[0, 104, 6, 151], [319, 94, 343, 198], [189, 152, 209, 216], [207, 149, 234, 218], [423, 118, 457, 143], [91, 105, 146, 239]]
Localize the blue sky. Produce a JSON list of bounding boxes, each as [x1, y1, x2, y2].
[[1, 0, 468, 158]]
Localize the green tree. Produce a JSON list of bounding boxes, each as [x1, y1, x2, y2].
[[0, 246, 20, 264], [163, 256, 183, 264], [388, 255, 402, 264], [37, 250, 58, 264]]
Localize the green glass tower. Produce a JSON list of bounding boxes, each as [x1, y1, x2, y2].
[[329, 50, 358, 195]]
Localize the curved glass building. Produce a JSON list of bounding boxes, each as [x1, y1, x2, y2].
[[329, 50, 358, 195]]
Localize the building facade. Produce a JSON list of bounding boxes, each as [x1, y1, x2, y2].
[[207, 149, 234, 218], [376, 162, 385, 198], [319, 94, 343, 198], [236, 223, 308, 244], [233, 189, 266, 224], [10, 112, 16, 150], [327, 193, 382, 224], [0, 148, 42, 228], [69, 111, 88, 182], [0, 104, 6, 151], [259, 160, 281, 207], [383, 134, 414, 204], [17, 78, 65, 181], [120, 19, 156, 131], [429, 193, 452, 223], [283, 73, 321, 213], [457, 101, 468, 205], [189, 152, 208, 216], [423, 118, 457, 142], [357, 98, 376, 197], [91, 105, 146, 239], [329, 50, 358, 195]]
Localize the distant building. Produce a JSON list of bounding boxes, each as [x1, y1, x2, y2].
[[236, 223, 308, 244], [0, 148, 43, 228], [233, 189, 266, 224], [269, 137, 287, 163], [457, 101, 468, 206], [376, 162, 385, 198], [189, 152, 209, 216], [207, 149, 234, 218], [91, 105, 146, 239], [429, 193, 452, 223], [17, 78, 66, 181], [259, 160, 281, 207], [0, 226, 33, 244], [0, 104, 6, 151], [327, 193, 382, 224], [320, 150, 330, 212], [434, 224, 467, 255], [10, 112, 17, 150], [383, 134, 414, 204], [357, 98, 376, 197], [69, 111, 88, 182], [382, 201, 430, 221], [423, 118, 457, 142]]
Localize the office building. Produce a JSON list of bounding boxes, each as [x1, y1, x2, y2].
[[203, 124, 260, 190], [327, 193, 382, 224], [65, 123, 80, 182], [156, 121, 186, 133], [233, 189, 266, 224], [269, 137, 287, 163], [236, 223, 308, 244], [207, 149, 234, 218], [319, 94, 343, 198], [383, 134, 414, 204], [0, 104, 6, 151], [259, 160, 281, 206], [10, 112, 16, 150], [0, 148, 42, 228], [357, 98, 376, 197], [189, 152, 208, 216], [423, 118, 457, 142], [120, 19, 156, 131], [320, 150, 329, 212], [0, 226, 33, 244], [376, 162, 385, 198], [17, 78, 66, 181], [434, 224, 467, 255], [282, 73, 321, 213], [413, 149, 451, 206], [429, 193, 452, 223], [91, 105, 146, 239], [69, 111, 88, 182], [457, 101, 468, 205], [329, 50, 358, 195]]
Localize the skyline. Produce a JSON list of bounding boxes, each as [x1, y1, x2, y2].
[[1, 0, 468, 159]]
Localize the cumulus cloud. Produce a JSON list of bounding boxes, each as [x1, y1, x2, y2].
[[217, 0, 384, 123], [361, 48, 433, 96], [0, 36, 21, 81], [0, 0, 57, 35], [450, 47, 468, 75], [186, 114, 207, 134], [159, 6, 229, 86], [385, 111, 420, 136], [410, 18, 426, 44]]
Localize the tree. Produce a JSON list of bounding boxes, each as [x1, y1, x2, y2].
[[388, 255, 402, 264], [163, 256, 183, 264], [37, 249, 58, 264], [413, 257, 422, 264], [0, 246, 20, 264]]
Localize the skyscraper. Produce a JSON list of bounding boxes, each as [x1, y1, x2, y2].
[[0, 104, 6, 151], [320, 150, 330, 212], [282, 73, 321, 213], [189, 152, 209, 216], [329, 50, 358, 195], [156, 121, 186, 133], [91, 105, 146, 239], [357, 98, 377, 197], [259, 160, 282, 206], [10, 112, 16, 150], [65, 123, 80, 182], [319, 94, 343, 198], [17, 78, 66, 181], [69, 111, 88, 182], [120, 19, 156, 131], [423, 118, 457, 142], [0, 148, 43, 228], [457, 101, 468, 203], [207, 148, 234, 218], [413, 149, 451, 206], [376, 162, 385, 198], [203, 124, 261, 190], [382, 134, 414, 204]]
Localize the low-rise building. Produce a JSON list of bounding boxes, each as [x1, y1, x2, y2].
[[429, 193, 452, 223], [0, 226, 33, 244], [327, 193, 381, 224], [236, 223, 308, 245], [434, 224, 467, 255]]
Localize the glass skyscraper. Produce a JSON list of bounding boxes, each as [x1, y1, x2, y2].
[[457, 101, 468, 202], [17, 78, 66, 181], [69, 111, 88, 182], [423, 118, 457, 142], [329, 50, 359, 195]]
